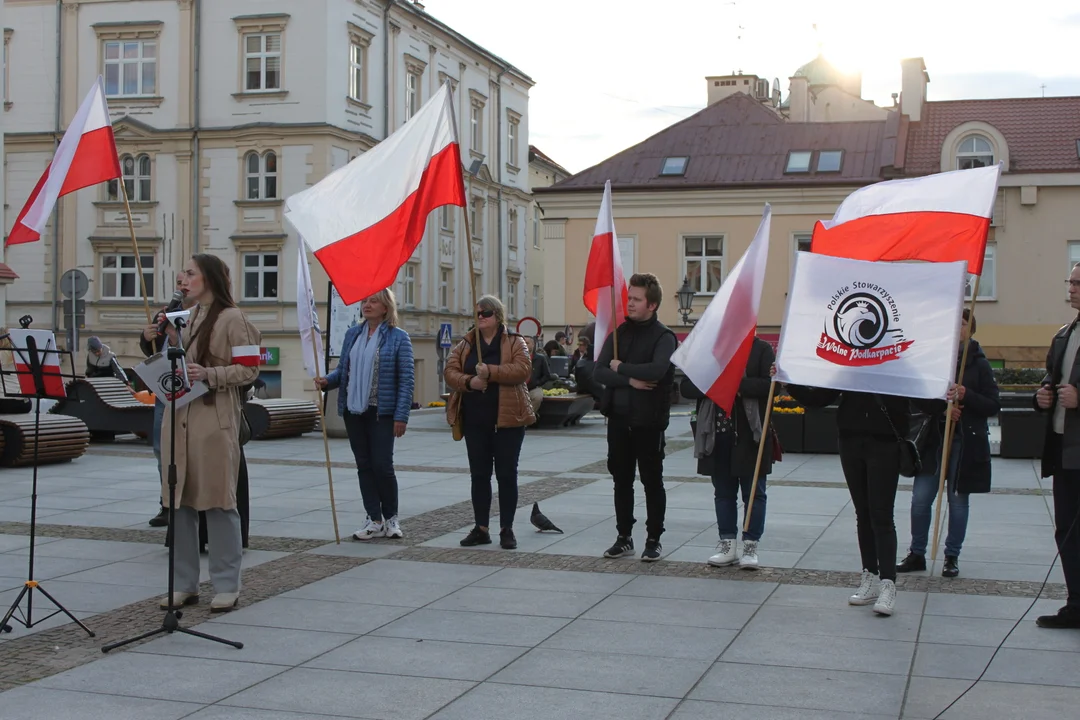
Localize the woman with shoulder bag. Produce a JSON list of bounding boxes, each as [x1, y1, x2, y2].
[[444, 295, 534, 550], [785, 368, 932, 617], [159, 254, 260, 613], [898, 309, 1000, 578]]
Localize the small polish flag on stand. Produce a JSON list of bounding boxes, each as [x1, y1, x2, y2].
[[583, 180, 628, 360], [231, 346, 261, 367], [284, 82, 466, 305], [7, 77, 121, 246], [811, 164, 1001, 273], [671, 205, 772, 414]]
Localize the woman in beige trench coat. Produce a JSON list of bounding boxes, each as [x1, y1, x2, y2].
[[160, 254, 260, 613]]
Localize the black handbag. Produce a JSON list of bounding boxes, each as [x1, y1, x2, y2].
[[874, 395, 922, 478]]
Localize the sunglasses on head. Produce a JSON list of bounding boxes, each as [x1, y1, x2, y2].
[[476, 309, 495, 319]]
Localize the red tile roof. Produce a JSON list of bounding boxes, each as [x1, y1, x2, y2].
[[905, 97, 1080, 176], [528, 145, 569, 175], [542, 93, 894, 192], [0, 264, 18, 281]]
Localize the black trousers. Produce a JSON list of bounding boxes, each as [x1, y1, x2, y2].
[[607, 416, 666, 539], [464, 425, 525, 529], [838, 434, 900, 582], [1053, 469, 1080, 608]]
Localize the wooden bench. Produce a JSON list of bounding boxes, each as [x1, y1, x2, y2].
[[0, 414, 90, 467], [244, 398, 319, 440], [535, 393, 596, 428], [51, 377, 154, 441]]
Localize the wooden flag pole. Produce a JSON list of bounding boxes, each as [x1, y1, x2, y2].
[[610, 283, 620, 361], [310, 327, 341, 544], [119, 179, 154, 324], [460, 202, 479, 311], [743, 380, 777, 533], [929, 276, 980, 561]]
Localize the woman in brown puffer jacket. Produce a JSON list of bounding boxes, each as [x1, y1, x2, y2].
[[445, 295, 534, 550]]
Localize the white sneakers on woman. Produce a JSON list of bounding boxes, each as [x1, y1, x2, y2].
[[353, 516, 404, 541], [847, 570, 897, 615], [707, 539, 760, 570]]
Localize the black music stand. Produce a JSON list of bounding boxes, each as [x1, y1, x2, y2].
[[101, 315, 242, 653], [0, 318, 94, 637]]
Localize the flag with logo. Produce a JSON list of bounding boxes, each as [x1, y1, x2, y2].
[[297, 239, 325, 378], [774, 253, 966, 399]]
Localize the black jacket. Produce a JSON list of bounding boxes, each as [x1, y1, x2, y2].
[[140, 331, 166, 358], [786, 386, 914, 441], [573, 355, 602, 401], [919, 340, 1000, 494], [528, 352, 554, 391], [594, 314, 677, 429], [682, 337, 775, 478], [1038, 316, 1080, 476]]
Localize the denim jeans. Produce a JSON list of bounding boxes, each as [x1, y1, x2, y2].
[[343, 409, 398, 521], [711, 433, 767, 541], [464, 425, 525, 529], [909, 436, 968, 557], [153, 399, 165, 505]]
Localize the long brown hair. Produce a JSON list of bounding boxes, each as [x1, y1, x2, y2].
[[187, 253, 236, 367]]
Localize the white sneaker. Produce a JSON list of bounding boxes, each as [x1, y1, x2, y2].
[[385, 516, 403, 539], [708, 539, 739, 567], [739, 540, 760, 570], [874, 579, 897, 616], [849, 570, 881, 606], [352, 518, 385, 541]]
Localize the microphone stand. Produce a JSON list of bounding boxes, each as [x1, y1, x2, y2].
[[102, 317, 242, 652]]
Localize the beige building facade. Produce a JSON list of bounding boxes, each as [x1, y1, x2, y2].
[[537, 57, 1080, 366], [2, 0, 533, 404]]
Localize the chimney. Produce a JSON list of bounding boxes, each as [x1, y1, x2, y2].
[[900, 57, 928, 122], [788, 76, 810, 122]]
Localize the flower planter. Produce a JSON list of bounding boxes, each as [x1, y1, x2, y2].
[[999, 407, 1044, 459], [771, 412, 804, 454], [803, 405, 839, 454]]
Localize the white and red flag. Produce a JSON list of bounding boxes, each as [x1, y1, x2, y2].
[[7, 77, 121, 246], [811, 164, 1001, 274], [296, 238, 325, 378], [283, 82, 466, 304], [231, 346, 261, 367], [582, 180, 628, 360], [671, 205, 771, 415], [774, 253, 966, 399]]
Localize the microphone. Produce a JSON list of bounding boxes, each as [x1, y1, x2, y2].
[[157, 291, 185, 334]]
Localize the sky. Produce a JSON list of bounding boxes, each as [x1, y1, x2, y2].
[[423, 0, 1080, 174]]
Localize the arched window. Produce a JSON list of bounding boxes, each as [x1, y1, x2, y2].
[[245, 150, 278, 200], [956, 135, 994, 170], [108, 153, 151, 201]]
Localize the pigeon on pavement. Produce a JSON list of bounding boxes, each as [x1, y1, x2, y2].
[[530, 502, 563, 533]]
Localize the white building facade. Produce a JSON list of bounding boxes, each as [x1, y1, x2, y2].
[[2, 0, 532, 403]]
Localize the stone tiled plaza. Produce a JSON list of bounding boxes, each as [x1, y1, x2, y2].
[[0, 409, 1077, 720]]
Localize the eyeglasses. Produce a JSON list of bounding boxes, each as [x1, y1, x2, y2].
[[476, 309, 495, 319]]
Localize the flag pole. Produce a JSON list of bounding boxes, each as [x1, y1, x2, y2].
[[460, 202, 478, 311], [743, 379, 776, 533], [929, 275, 980, 561], [610, 283, 620, 361], [118, 179, 154, 324], [309, 327, 341, 544]]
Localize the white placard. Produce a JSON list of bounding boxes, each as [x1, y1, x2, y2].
[[329, 285, 362, 358], [134, 352, 209, 408]]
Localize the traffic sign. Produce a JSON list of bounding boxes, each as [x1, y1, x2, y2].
[[516, 317, 541, 337], [60, 269, 89, 299], [438, 323, 453, 349], [62, 299, 86, 316]]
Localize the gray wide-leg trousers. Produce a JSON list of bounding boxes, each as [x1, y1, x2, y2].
[[172, 506, 242, 594]]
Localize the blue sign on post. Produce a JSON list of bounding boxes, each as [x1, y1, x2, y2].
[[438, 323, 453, 349]]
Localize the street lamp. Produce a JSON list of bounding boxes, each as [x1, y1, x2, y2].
[[676, 277, 697, 326]]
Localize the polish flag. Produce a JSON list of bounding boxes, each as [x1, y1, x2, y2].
[[296, 238, 325, 378], [8, 329, 67, 399], [231, 346, 261, 367], [811, 164, 1001, 275], [583, 181, 628, 360], [672, 205, 772, 415], [6, 77, 121, 246], [283, 82, 466, 305]]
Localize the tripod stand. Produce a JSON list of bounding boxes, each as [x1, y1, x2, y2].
[[102, 318, 242, 652], [0, 320, 94, 637]]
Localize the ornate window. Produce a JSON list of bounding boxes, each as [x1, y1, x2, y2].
[[108, 154, 152, 202], [245, 151, 278, 200], [956, 135, 994, 170]]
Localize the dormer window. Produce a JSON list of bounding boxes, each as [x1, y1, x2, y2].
[[660, 156, 688, 176], [817, 150, 843, 172], [785, 151, 812, 173], [957, 135, 994, 170]]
